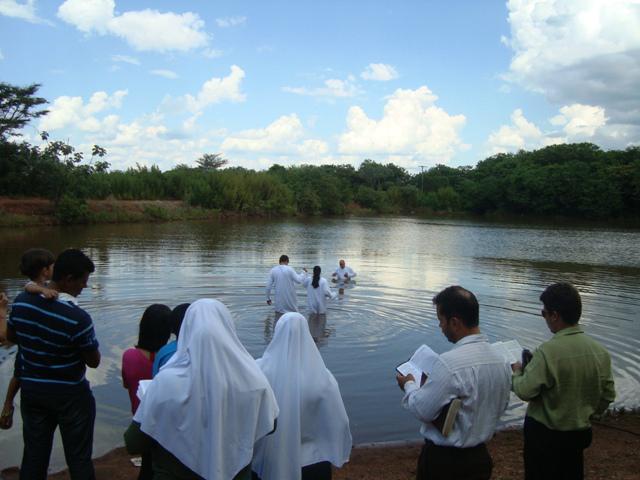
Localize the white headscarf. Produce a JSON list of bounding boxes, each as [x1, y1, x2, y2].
[[252, 312, 352, 480], [133, 299, 279, 480]]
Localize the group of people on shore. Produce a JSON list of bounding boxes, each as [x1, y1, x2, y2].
[[0, 248, 617, 480]]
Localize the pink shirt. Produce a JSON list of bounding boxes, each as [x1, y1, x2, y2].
[[122, 348, 154, 414]]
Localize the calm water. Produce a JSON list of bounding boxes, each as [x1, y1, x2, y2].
[[1, 217, 639, 471]]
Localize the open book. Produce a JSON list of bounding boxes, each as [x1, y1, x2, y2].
[[491, 339, 524, 365], [396, 344, 439, 382]]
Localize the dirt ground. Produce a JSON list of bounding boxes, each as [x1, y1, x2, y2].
[[1, 413, 637, 480]]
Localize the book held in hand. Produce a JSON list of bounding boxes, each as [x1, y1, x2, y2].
[[491, 339, 524, 365], [396, 344, 439, 382]]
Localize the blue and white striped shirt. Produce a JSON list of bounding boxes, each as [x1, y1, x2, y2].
[[8, 291, 99, 393]]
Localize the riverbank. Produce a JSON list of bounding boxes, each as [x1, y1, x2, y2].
[[1, 413, 637, 480]]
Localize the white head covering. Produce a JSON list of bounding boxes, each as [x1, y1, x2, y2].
[[252, 312, 352, 480], [133, 299, 279, 480]]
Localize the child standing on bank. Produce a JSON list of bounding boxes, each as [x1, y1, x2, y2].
[[0, 248, 57, 429]]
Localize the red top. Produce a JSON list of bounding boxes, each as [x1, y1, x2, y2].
[[122, 348, 154, 414]]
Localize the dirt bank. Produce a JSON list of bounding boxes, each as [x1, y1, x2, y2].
[[1, 413, 637, 480]]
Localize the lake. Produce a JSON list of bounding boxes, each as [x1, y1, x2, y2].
[[1, 216, 639, 471]]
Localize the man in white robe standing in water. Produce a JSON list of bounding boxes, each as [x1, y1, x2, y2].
[[266, 255, 306, 314], [332, 259, 357, 283]]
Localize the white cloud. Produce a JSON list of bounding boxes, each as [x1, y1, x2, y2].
[[338, 86, 467, 166], [151, 69, 178, 79], [283, 76, 361, 98], [159, 65, 246, 124], [111, 54, 140, 65], [360, 63, 399, 81], [550, 104, 607, 137], [57, 0, 113, 33], [221, 114, 329, 158], [487, 104, 609, 155], [203, 48, 223, 59], [0, 0, 48, 23], [40, 89, 128, 132], [503, 0, 640, 147], [57, 0, 210, 52], [216, 16, 246, 28]]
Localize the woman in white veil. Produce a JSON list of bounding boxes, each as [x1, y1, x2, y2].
[[125, 299, 279, 480], [252, 312, 352, 480]]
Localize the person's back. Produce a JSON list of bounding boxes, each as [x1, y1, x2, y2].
[[7, 248, 100, 480], [303, 266, 336, 315], [519, 328, 612, 431], [511, 283, 615, 480], [266, 256, 305, 314]]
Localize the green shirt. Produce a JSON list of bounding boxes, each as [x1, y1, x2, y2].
[[124, 421, 251, 480], [512, 325, 615, 431]]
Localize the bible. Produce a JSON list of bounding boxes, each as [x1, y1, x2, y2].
[[432, 398, 462, 437]]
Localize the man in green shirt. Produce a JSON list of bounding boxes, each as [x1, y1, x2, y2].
[[512, 282, 615, 480]]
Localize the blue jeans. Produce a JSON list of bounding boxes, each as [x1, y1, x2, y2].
[[20, 388, 96, 480]]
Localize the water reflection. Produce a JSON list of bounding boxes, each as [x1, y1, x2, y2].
[[0, 217, 639, 471]]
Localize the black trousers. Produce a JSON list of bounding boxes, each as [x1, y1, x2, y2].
[[416, 440, 492, 480], [20, 388, 96, 480], [523, 416, 592, 480]]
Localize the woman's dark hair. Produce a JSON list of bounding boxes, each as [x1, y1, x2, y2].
[[136, 304, 172, 352], [20, 248, 55, 280], [540, 283, 582, 325], [312, 266, 321, 288], [171, 303, 190, 338], [52, 249, 95, 281], [432, 285, 479, 328]]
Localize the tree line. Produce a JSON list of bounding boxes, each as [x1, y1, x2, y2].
[[1, 82, 639, 222]]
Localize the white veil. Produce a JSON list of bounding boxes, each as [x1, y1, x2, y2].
[[133, 299, 279, 480], [252, 312, 352, 480]]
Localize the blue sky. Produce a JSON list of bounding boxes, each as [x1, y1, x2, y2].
[[1, 0, 638, 172]]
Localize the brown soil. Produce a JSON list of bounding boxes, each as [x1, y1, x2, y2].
[[1, 414, 637, 480]]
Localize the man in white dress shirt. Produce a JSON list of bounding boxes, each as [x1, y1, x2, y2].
[[265, 255, 306, 314], [331, 259, 356, 283], [396, 286, 511, 480]]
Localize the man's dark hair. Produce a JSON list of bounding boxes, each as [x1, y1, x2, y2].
[[170, 303, 190, 338], [137, 304, 172, 352], [540, 283, 582, 325], [279, 255, 289, 264], [52, 249, 95, 281], [432, 285, 479, 328], [20, 248, 55, 280]]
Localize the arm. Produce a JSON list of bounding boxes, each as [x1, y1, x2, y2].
[[24, 282, 58, 300], [124, 421, 153, 455], [323, 280, 337, 300], [511, 349, 551, 401], [400, 359, 455, 424], [265, 271, 274, 304], [82, 349, 101, 368], [596, 355, 616, 414], [347, 268, 357, 279], [0, 293, 8, 343]]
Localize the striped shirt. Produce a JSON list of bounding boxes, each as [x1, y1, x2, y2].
[[402, 334, 511, 447], [8, 291, 99, 393]]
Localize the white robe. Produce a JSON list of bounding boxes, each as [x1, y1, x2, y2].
[[332, 266, 356, 282], [133, 299, 279, 480], [265, 264, 305, 313], [302, 276, 337, 314], [252, 312, 352, 480]]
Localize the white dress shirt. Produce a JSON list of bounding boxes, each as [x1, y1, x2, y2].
[[265, 265, 306, 313], [402, 334, 511, 448]]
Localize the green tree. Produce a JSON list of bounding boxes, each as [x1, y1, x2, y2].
[[196, 153, 228, 170], [0, 83, 49, 140]]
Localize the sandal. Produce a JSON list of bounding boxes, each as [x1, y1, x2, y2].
[[0, 403, 14, 429]]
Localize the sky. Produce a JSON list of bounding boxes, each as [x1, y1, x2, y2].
[[0, 0, 638, 173]]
